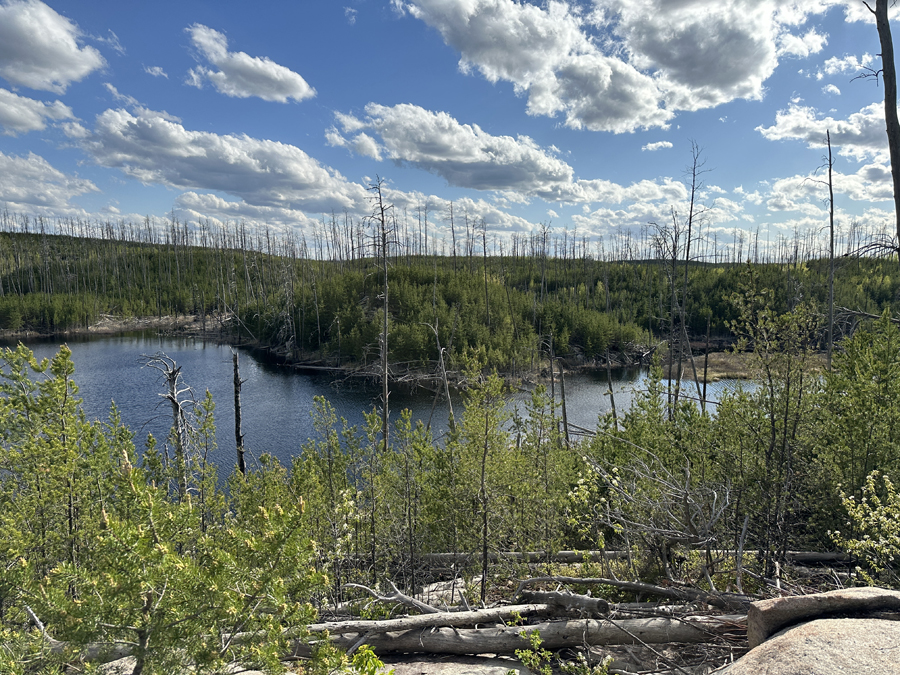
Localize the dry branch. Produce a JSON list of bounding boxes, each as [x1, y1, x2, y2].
[[343, 580, 441, 614]]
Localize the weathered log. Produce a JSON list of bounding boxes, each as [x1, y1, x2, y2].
[[293, 614, 747, 656], [308, 603, 554, 635], [418, 549, 850, 567], [518, 591, 609, 617], [514, 577, 755, 612], [420, 550, 626, 565]]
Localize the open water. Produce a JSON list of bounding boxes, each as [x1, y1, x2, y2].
[[2, 333, 745, 473]]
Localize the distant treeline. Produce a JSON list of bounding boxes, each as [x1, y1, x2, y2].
[[0, 211, 896, 372]]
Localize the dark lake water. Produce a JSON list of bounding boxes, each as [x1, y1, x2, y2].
[[3, 333, 743, 473]]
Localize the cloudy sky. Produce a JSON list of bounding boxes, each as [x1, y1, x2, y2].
[[0, 0, 893, 256]]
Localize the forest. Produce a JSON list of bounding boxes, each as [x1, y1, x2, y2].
[[2, 210, 900, 673], [0, 209, 895, 376]]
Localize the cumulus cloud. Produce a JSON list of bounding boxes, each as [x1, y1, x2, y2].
[[819, 52, 874, 77], [777, 28, 828, 58], [0, 151, 97, 212], [822, 83, 840, 95], [174, 191, 322, 232], [345, 7, 358, 24], [395, 0, 671, 132], [0, 88, 73, 135], [757, 102, 887, 162], [329, 103, 689, 205], [642, 141, 673, 151], [82, 106, 368, 214], [0, 0, 104, 93], [396, 0, 838, 132], [185, 24, 315, 103], [329, 103, 575, 196], [766, 163, 892, 213]]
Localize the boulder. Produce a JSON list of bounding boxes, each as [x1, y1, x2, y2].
[[719, 617, 900, 675], [383, 655, 529, 674], [747, 586, 900, 648]]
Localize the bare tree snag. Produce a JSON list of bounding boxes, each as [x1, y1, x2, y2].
[[868, 0, 900, 242], [232, 349, 246, 475]]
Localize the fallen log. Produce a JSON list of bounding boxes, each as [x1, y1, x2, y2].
[[515, 577, 755, 612], [519, 590, 609, 617], [420, 550, 626, 565], [418, 550, 850, 566], [292, 614, 747, 656], [308, 603, 554, 635]]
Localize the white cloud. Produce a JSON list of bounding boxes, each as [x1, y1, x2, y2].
[[820, 52, 874, 76], [0, 88, 73, 135], [0, 151, 97, 212], [144, 65, 168, 78], [757, 102, 887, 162], [329, 102, 690, 205], [777, 28, 828, 58], [0, 0, 105, 93], [185, 24, 315, 103], [96, 29, 125, 55], [103, 83, 139, 107], [61, 121, 89, 139], [395, 0, 671, 132], [345, 7, 358, 24], [822, 83, 841, 95], [397, 0, 842, 133], [83, 106, 368, 214], [642, 141, 673, 151], [766, 163, 892, 214], [174, 191, 322, 233], [329, 103, 576, 196]]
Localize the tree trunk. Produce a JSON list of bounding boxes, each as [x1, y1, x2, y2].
[[874, 0, 900, 242]]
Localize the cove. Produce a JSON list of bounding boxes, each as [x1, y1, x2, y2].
[[3, 333, 743, 473]]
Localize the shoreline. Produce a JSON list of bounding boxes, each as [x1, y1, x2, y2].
[[0, 313, 760, 384]]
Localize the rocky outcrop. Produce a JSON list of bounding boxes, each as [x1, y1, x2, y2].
[[747, 586, 900, 648], [719, 587, 900, 674], [719, 617, 900, 675]]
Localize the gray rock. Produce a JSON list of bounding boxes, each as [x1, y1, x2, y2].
[[383, 655, 530, 674], [747, 586, 900, 648], [719, 617, 900, 675]]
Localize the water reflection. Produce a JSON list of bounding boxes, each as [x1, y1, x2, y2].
[[1, 333, 746, 473]]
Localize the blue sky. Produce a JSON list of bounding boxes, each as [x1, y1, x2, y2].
[[0, 0, 893, 258]]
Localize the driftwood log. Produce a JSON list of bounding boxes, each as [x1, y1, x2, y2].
[[295, 614, 747, 656]]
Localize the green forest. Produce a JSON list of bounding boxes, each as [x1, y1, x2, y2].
[[2, 219, 900, 673], [0, 214, 896, 376]]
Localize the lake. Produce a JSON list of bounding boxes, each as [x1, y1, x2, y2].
[[2, 333, 744, 472]]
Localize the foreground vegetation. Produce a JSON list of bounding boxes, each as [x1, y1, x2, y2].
[[3, 262, 900, 671]]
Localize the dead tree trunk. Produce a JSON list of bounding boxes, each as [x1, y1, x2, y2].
[[233, 350, 246, 475]]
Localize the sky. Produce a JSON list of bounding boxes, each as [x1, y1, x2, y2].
[[0, 0, 894, 258]]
